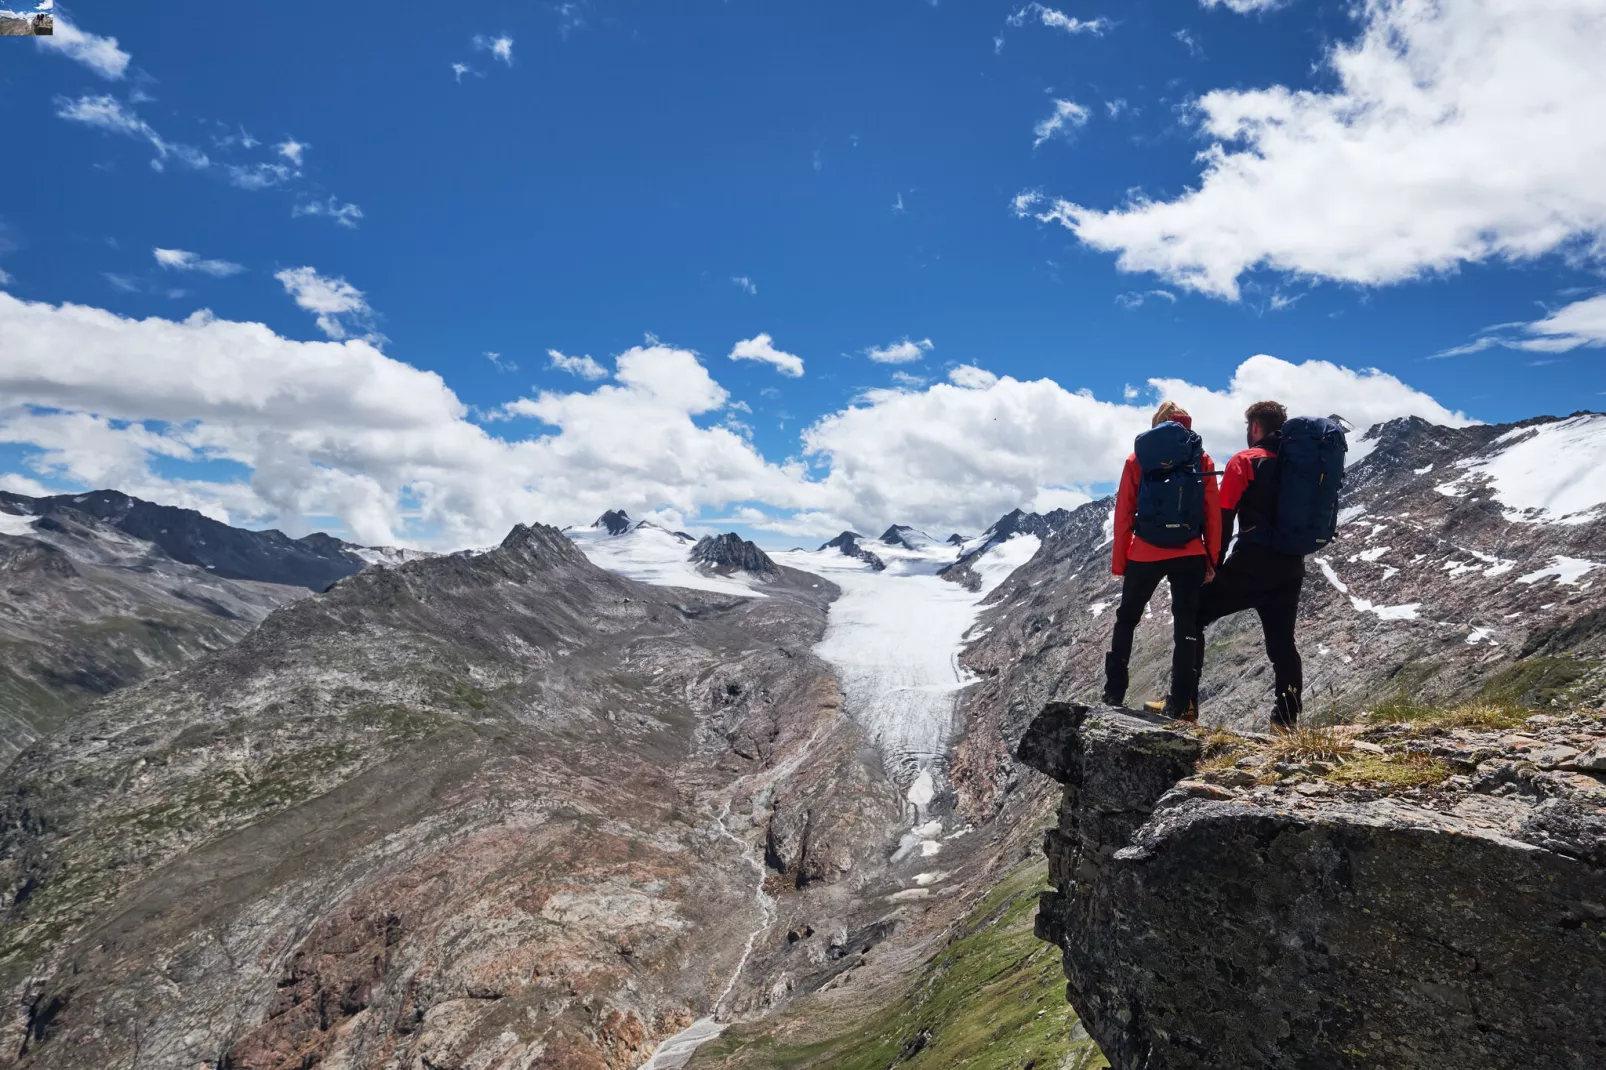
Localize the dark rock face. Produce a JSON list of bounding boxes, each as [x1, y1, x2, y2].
[[818, 531, 886, 571], [594, 508, 633, 535], [691, 533, 779, 576], [0, 490, 372, 591], [1020, 703, 1606, 1070]]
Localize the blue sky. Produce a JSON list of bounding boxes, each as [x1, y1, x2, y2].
[[1, 0, 1603, 547]]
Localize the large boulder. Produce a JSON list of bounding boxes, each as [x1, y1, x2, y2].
[[1018, 703, 1606, 1070]]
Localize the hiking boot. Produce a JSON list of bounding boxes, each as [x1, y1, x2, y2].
[[1272, 684, 1302, 729], [1101, 652, 1128, 707], [1143, 698, 1197, 723]]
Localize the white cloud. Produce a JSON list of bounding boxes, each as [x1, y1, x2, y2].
[[1115, 289, 1177, 309], [729, 334, 805, 377], [891, 371, 927, 388], [1201, 0, 1285, 11], [731, 276, 758, 295], [274, 267, 377, 341], [547, 349, 609, 380], [1173, 29, 1203, 57], [0, 268, 13, 286], [1444, 293, 1606, 356], [152, 248, 244, 277], [0, 293, 1475, 548], [1006, 3, 1111, 35], [1033, 98, 1090, 148], [485, 351, 518, 372], [1105, 98, 1129, 119], [892, 192, 906, 214], [452, 62, 475, 82], [37, 16, 131, 79], [292, 198, 364, 228], [275, 139, 308, 166], [1024, 0, 1606, 300], [473, 34, 515, 65], [864, 337, 934, 364], [55, 94, 211, 171], [225, 162, 296, 190]]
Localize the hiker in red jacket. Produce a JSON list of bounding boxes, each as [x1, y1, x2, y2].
[[1192, 400, 1307, 727], [1104, 402, 1221, 721]]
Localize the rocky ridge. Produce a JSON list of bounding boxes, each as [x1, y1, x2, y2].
[[690, 534, 778, 578], [0, 505, 303, 766], [0, 522, 911, 1069], [817, 531, 886, 572], [0, 490, 424, 592], [1018, 702, 1606, 1069]]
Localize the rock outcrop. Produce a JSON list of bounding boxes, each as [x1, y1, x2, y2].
[[818, 531, 886, 571], [691, 533, 779, 577], [1018, 702, 1606, 1070]]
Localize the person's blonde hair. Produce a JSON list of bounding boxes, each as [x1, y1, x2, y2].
[[1152, 400, 1187, 428]]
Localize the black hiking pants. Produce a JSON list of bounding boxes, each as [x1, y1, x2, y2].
[[1104, 555, 1206, 707], [1194, 544, 1305, 726]]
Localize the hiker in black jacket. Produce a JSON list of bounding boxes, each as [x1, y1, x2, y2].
[[1194, 401, 1309, 727]]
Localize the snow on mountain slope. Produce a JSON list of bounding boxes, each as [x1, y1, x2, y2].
[[0, 510, 39, 537], [568, 522, 768, 598], [1435, 413, 1606, 525]]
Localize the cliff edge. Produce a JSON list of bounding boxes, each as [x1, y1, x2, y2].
[[1017, 703, 1606, 1070]]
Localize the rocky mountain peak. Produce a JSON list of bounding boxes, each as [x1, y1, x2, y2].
[[946, 533, 968, 545], [499, 521, 592, 566], [690, 533, 778, 576], [593, 509, 633, 535], [817, 530, 886, 571]]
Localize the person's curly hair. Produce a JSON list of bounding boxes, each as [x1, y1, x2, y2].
[[1244, 400, 1287, 433]]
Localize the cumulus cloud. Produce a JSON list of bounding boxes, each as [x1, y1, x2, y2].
[[153, 248, 244, 277], [452, 62, 476, 82], [37, 16, 131, 79], [864, 337, 934, 364], [275, 138, 308, 166], [274, 267, 377, 341], [1006, 3, 1111, 35], [1033, 98, 1090, 148], [729, 333, 805, 377], [1020, 0, 1606, 299], [474, 34, 514, 65], [731, 276, 758, 295], [0, 294, 1474, 547], [547, 349, 609, 380]]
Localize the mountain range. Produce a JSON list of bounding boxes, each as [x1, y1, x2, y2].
[[0, 411, 1601, 1068]]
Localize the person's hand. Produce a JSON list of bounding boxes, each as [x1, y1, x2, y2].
[[1204, 562, 1216, 584]]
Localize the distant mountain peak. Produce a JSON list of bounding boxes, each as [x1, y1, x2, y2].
[[817, 530, 885, 571], [593, 509, 632, 535], [690, 533, 778, 576]]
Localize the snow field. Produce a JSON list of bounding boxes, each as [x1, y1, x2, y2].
[[568, 524, 769, 598]]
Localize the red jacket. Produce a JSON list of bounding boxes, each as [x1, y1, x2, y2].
[[1111, 450, 1222, 575]]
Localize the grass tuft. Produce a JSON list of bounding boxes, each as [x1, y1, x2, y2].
[[1367, 697, 1530, 732], [1265, 723, 1354, 764], [1327, 752, 1452, 789]]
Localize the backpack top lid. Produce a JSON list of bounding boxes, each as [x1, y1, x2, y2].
[[1134, 419, 1201, 472], [1281, 415, 1349, 447]]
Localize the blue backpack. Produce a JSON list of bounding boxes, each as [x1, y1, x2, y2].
[[1265, 416, 1348, 555], [1133, 422, 1206, 548]]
